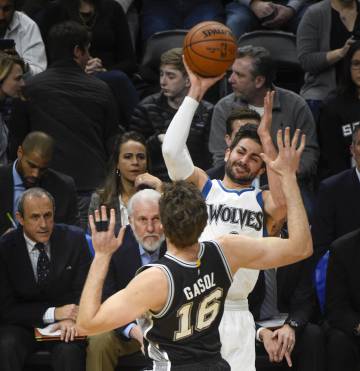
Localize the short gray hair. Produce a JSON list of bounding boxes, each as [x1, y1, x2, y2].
[[17, 187, 55, 216], [127, 189, 161, 217]]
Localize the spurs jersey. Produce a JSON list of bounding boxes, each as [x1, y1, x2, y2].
[[137, 241, 232, 370], [199, 178, 266, 301]]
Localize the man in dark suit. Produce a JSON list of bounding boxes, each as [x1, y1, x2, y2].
[[0, 187, 91, 371], [86, 188, 166, 371], [325, 228, 360, 371], [311, 126, 360, 258], [0, 131, 79, 235], [248, 258, 325, 371]]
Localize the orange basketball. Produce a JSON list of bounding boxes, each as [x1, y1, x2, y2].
[[183, 21, 237, 77]]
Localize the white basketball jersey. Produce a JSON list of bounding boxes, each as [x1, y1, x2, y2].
[[199, 178, 266, 301]]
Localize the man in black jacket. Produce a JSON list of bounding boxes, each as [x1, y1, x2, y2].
[[129, 47, 213, 180], [0, 187, 91, 371], [0, 131, 79, 235], [311, 126, 360, 259], [8, 21, 119, 227], [326, 228, 360, 371], [249, 258, 325, 371]]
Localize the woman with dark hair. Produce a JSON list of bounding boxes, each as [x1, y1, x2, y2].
[[88, 131, 161, 233], [318, 40, 360, 179], [0, 52, 25, 165]]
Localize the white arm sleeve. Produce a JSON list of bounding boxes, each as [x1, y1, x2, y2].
[[162, 96, 198, 180]]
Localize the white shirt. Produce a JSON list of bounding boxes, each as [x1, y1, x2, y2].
[[5, 11, 47, 76]]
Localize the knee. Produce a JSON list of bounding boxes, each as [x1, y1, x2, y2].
[[327, 328, 355, 354], [87, 331, 119, 354], [0, 328, 22, 354]]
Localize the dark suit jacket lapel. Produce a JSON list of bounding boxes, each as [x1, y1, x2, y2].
[[48, 227, 67, 284], [14, 228, 37, 289]]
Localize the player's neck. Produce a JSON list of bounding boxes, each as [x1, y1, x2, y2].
[[167, 240, 200, 262], [222, 175, 252, 190]]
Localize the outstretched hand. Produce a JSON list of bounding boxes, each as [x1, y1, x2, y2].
[[258, 90, 274, 138], [183, 56, 225, 102], [260, 127, 305, 177], [89, 206, 125, 256]]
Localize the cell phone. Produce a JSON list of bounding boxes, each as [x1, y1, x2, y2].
[[0, 39, 15, 50]]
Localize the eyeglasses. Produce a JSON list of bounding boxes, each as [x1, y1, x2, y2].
[[351, 60, 360, 70]]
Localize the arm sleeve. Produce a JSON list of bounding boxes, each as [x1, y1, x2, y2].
[[162, 96, 197, 180], [209, 100, 228, 166], [297, 7, 331, 74]]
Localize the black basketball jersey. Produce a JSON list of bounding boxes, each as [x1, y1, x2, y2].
[[137, 240, 233, 370]]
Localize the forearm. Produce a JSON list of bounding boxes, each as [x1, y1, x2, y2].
[[77, 254, 111, 333], [281, 174, 312, 257], [162, 96, 197, 180]]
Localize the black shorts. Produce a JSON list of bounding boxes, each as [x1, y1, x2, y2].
[[170, 358, 230, 371]]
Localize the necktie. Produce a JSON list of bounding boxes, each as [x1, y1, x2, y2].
[[35, 242, 50, 285], [260, 268, 280, 320]]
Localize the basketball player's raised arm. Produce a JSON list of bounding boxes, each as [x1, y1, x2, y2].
[[77, 208, 168, 336], [162, 59, 224, 190], [259, 91, 287, 234], [217, 128, 313, 272]]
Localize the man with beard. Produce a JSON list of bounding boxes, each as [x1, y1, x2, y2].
[[86, 188, 166, 371], [0, 131, 79, 235], [0, 0, 47, 75], [162, 65, 287, 370]]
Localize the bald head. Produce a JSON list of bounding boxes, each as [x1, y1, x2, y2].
[[21, 131, 54, 160]]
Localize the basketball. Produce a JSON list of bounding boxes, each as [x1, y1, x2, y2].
[[183, 21, 237, 77]]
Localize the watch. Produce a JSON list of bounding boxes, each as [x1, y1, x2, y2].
[[285, 319, 299, 329]]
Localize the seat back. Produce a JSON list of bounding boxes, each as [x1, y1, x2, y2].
[[238, 30, 304, 93], [139, 29, 188, 84]]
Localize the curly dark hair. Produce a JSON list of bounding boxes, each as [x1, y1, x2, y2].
[[229, 122, 261, 151], [159, 181, 208, 248]]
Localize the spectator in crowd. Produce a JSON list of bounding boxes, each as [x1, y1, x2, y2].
[[0, 0, 47, 75], [225, 0, 309, 39], [207, 107, 260, 180], [209, 45, 319, 213], [8, 21, 119, 228], [325, 227, 360, 371], [88, 131, 162, 234], [312, 125, 360, 260], [86, 189, 166, 371], [0, 187, 91, 371], [318, 41, 360, 179], [130, 47, 213, 180], [0, 51, 24, 166], [37, 0, 138, 127], [0, 131, 80, 235], [249, 257, 324, 371], [297, 0, 358, 120], [140, 0, 224, 43]]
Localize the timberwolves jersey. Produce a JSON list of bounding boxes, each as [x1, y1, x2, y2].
[[199, 178, 265, 301], [137, 241, 232, 370], [200, 178, 265, 241]]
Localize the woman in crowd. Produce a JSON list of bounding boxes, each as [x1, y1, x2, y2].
[[297, 0, 358, 120], [318, 41, 360, 179], [0, 52, 25, 165], [88, 131, 161, 233]]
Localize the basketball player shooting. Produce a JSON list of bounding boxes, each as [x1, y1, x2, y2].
[[77, 127, 312, 371], [162, 59, 288, 370]]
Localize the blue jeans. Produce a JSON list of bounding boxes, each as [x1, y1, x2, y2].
[[141, 0, 225, 42], [225, 1, 311, 39]]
